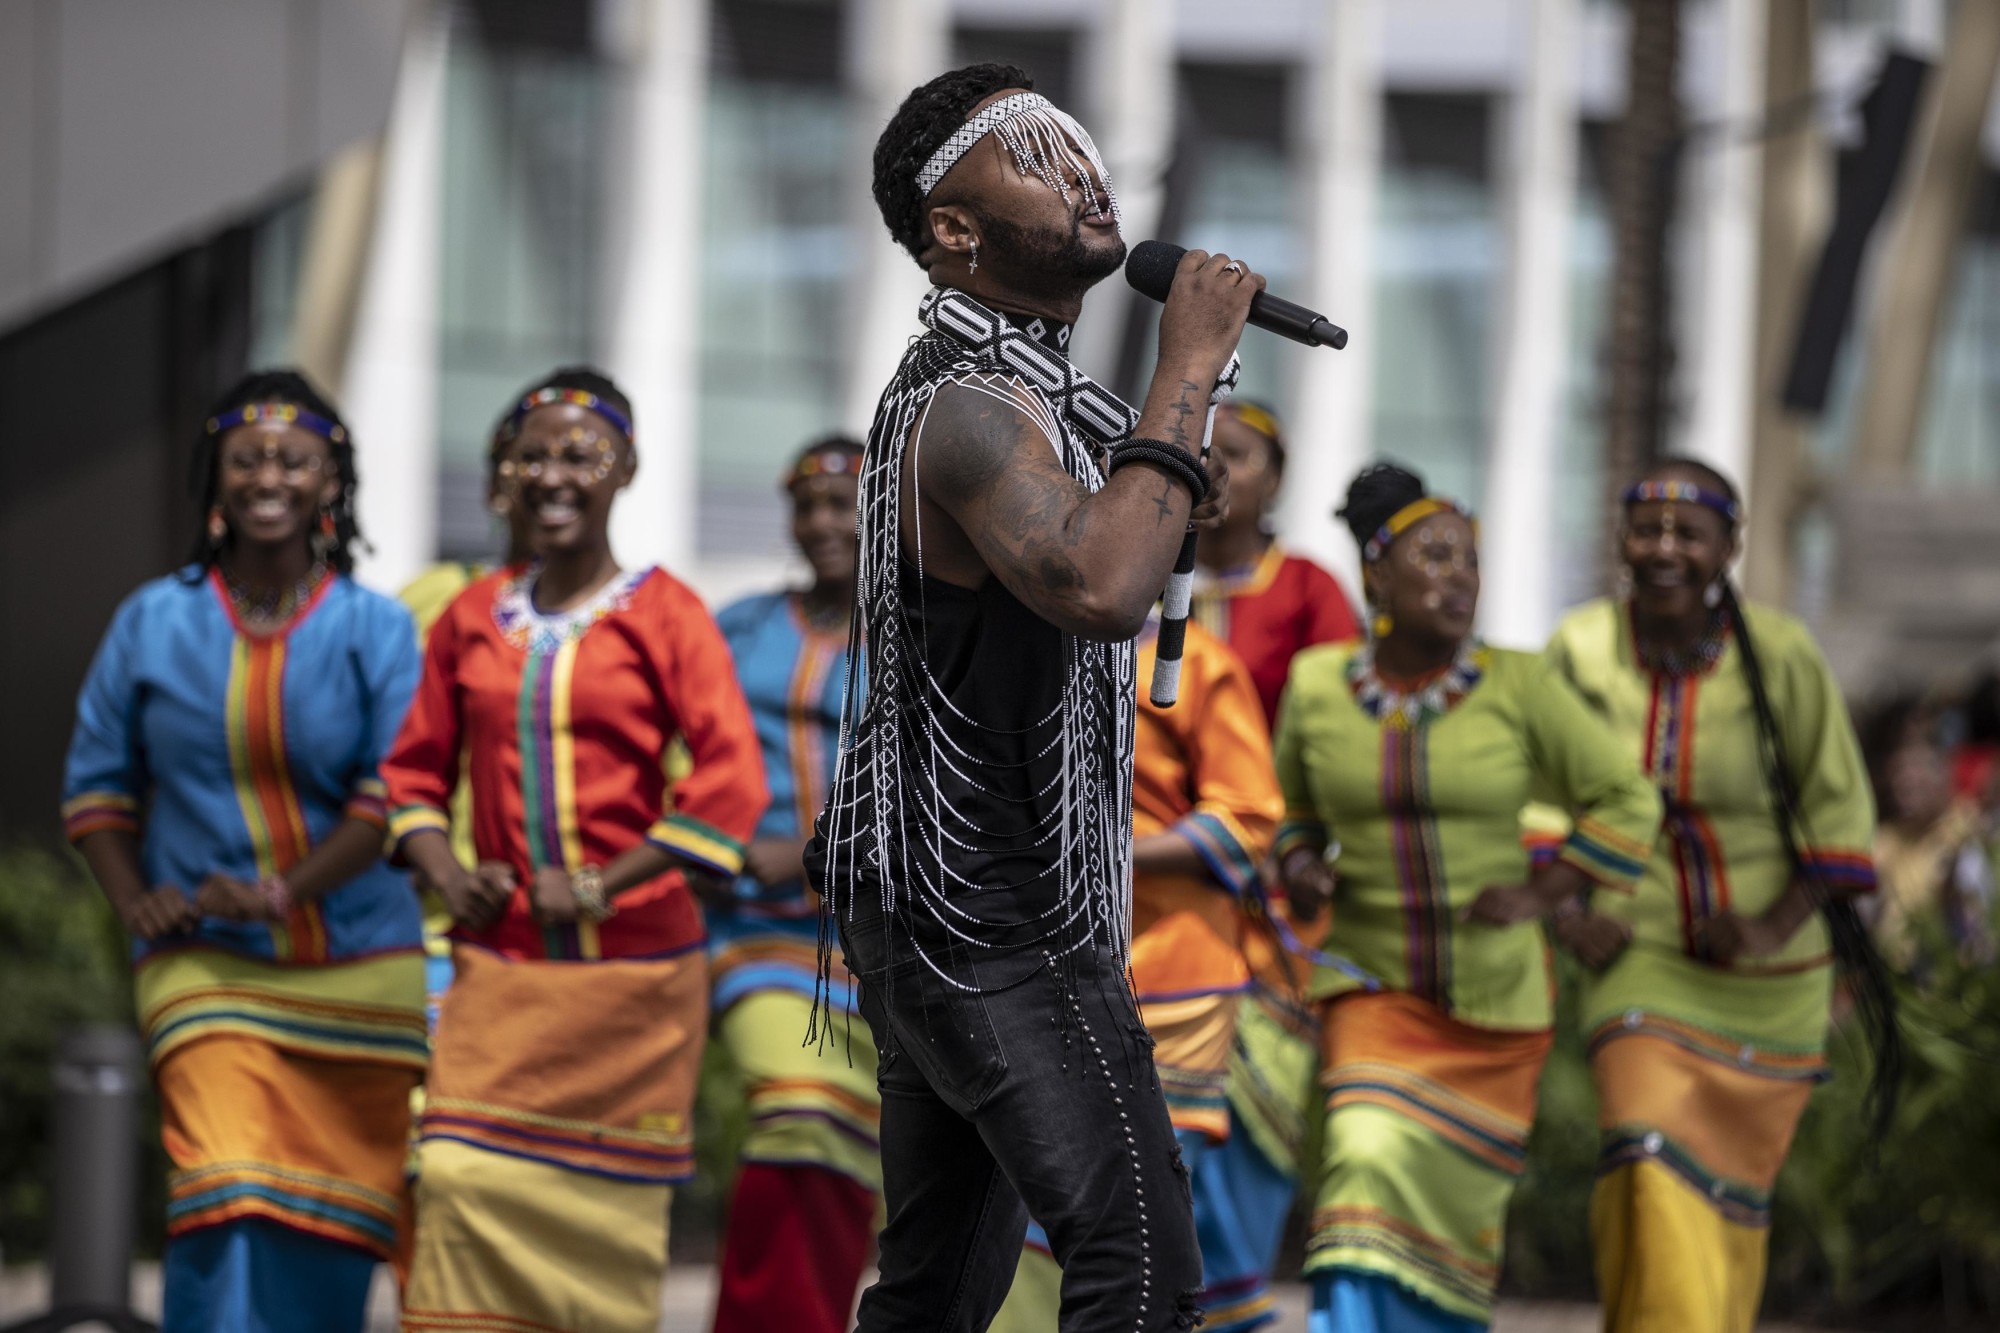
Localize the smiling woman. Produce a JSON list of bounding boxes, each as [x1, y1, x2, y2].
[[384, 366, 768, 1333], [1273, 462, 1661, 1333], [61, 370, 425, 1333]]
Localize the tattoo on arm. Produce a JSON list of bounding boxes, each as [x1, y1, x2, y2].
[[1152, 477, 1177, 524], [1164, 379, 1202, 449]]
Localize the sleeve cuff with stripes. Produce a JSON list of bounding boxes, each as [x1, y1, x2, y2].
[[646, 813, 747, 879], [1176, 811, 1264, 897], [61, 790, 140, 843]]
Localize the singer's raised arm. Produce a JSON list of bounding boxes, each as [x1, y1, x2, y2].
[[905, 248, 1260, 642]]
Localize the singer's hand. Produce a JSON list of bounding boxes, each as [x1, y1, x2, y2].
[[1155, 250, 1263, 399], [1190, 446, 1230, 531]]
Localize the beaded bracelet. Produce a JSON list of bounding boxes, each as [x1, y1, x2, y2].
[[1107, 438, 1211, 503]]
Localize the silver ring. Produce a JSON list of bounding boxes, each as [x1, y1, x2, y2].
[[1222, 261, 1243, 275]]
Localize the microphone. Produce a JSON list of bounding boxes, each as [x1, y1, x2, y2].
[[1124, 240, 1349, 350]]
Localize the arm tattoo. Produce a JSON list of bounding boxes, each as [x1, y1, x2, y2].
[[1164, 378, 1202, 449]]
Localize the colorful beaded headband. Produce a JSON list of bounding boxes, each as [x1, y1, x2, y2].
[[207, 402, 347, 445], [786, 447, 862, 488], [1362, 497, 1470, 564], [914, 91, 1118, 224], [1228, 402, 1282, 444], [1622, 479, 1741, 524], [505, 387, 634, 443]]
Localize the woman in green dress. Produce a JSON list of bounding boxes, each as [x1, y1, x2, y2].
[[1277, 464, 1661, 1332]]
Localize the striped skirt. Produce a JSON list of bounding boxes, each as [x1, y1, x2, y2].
[[402, 944, 706, 1333], [1584, 949, 1829, 1333], [1305, 990, 1551, 1328], [138, 948, 428, 1333]]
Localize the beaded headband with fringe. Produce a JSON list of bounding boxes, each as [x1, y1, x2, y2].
[[785, 445, 862, 489], [1623, 479, 1741, 524], [915, 91, 1119, 225], [504, 387, 634, 443], [1362, 496, 1471, 564], [207, 402, 347, 445]]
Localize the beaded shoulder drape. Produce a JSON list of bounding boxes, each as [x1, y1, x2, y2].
[[815, 288, 1142, 995]]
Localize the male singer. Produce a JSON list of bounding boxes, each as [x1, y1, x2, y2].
[[806, 64, 1259, 1331]]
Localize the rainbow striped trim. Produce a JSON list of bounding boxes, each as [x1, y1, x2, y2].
[[168, 1159, 399, 1257], [1801, 848, 1877, 893], [647, 812, 747, 879], [1197, 1276, 1280, 1333], [207, 401, 347, 445], [1273, 814, 1329, 863], [1598, 1124, 1770, 1227], [1560, 815, 1652, 888], [1305, 1204, 1498, 1317], [343, 777, 388, 829], [1159, 1061, 1232, 1131], [1587, 1010, 1829, 1082], [388, 803, 451, 850], [1362, 497, 1469, 564], [137, 949, 429, 1071], [504, 387, 633, 442], [785, 446, 861, 487], [418, 1096, 694, 1184], [1325, 1060, 1532, 1177], [1382, 726, 1452, 1009], [61, 789, 140, 841], [1623, 479, 1741, 524], [1179, 810, 1263, 897]]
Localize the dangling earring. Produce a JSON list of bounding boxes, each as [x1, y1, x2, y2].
[[490, 494, 513, 517], [1372, 609, 1394, 640], [967, 238, 979, 275], [311, 506, 335, 561], [1703, 579, 1724, 609], [207, 506, 227, 547]]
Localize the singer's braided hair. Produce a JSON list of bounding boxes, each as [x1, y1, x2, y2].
[[1636, 457, 1904, 1139], [873, 63, 1034, 265], [186, 369, 361, 577]]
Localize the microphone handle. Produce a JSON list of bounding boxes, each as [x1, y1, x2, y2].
[[1247, 290, 1350, 350], [1150, 401, 1222, 708]]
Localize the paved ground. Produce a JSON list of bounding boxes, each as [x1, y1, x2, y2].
[[2, 1262, 1856, 1332]]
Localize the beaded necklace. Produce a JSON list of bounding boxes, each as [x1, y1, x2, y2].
[[1347, 640, 1488, 730], [1630, 605, 1729, 678], [224, 561, 328, 628], [492, 564, 650, 654]]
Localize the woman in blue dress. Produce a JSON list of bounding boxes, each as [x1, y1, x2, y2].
[[62, 370, 424, 1333]]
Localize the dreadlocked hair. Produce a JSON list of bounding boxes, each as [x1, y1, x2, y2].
[[1336, 461, 1427, 549], [187, 369, 361, 577], [872, 63, 1034, 266], [499, 365, 637, 453], [1642, 457, 1904, 1140]]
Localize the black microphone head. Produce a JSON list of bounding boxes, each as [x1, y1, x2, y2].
[[1124, 241, 1186, 303]]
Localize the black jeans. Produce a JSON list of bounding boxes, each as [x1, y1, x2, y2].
[[838, 909, 1202, 1332]]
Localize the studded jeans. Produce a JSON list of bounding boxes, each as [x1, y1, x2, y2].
[[838, 908, 1203, 1332]]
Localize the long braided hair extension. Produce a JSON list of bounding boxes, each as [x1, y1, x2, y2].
[[1645, 458, 1903, 1138], [185, 369, 363, 578]]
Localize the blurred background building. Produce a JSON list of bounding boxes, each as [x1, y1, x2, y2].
[[2, 0, 1997, 837]]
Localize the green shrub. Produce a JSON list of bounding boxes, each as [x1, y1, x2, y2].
[[0, 843, 163, 1262]]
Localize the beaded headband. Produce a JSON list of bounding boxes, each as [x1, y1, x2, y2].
[[1361, 497, 1470, 564], [505, 387, 634, 443], [207, 402, 347, 445], [1623, 479, 1741, 524], [1228, 402, 1283, 444], [914, 91, 1119, 225], [785, 446, 863, 489]]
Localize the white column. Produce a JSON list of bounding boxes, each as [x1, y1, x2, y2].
[[343, 4, 447, 596], [1070, 0, 1177, 380], [1279, 0, 1381, 591], [841, 0, 951, 435], [1678, 0, 1765, 496], [1479, 0, 1579, 650], [600, 0, 709, 576]]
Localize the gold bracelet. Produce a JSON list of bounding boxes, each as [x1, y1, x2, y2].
[[571, 864, 615, 923]]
